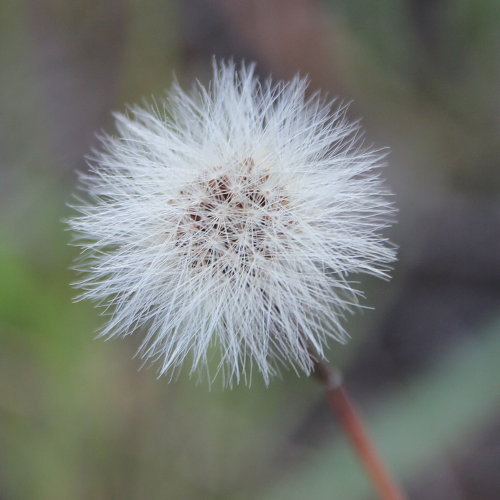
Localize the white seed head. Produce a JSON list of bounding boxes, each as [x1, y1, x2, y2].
[[69, 61, 396, 386]]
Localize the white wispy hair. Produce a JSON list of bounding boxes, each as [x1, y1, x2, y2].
[[69, 61, 396, 386]]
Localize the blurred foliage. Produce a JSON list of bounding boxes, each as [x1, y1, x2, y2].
[[263, 316, 500, 500], [1, 0, 499, 499]]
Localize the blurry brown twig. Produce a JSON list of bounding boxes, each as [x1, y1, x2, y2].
[[214, 0, 341, 91]]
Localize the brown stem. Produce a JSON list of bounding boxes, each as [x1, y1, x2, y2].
[[313, 358, 407, 500]]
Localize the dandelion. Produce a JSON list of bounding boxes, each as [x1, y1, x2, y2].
[[69, 61, 396, 386]]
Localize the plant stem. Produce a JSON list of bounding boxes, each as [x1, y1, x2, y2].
[[313, 358, 407, 500]]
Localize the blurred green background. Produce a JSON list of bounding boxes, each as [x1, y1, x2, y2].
[[1, 1, 499, 499]]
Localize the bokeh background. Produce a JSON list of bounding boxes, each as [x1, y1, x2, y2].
[[1, 1, 499, 499]]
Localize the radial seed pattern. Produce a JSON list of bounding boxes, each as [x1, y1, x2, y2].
[[174, 157, 295, 277], [69, 62, 396, 386]]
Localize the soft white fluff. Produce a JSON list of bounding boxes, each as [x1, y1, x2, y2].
[[69, 62, 396, 386]]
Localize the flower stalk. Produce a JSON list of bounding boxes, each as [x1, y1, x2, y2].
[[314, 358, 407, 500]]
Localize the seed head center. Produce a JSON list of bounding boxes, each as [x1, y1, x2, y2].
[[175, 158, 292, 272]]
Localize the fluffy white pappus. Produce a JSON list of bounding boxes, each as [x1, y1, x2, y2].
[[69, 61, 396, 387]]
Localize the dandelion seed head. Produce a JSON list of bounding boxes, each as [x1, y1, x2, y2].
[[69, 61, 396, 386]]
